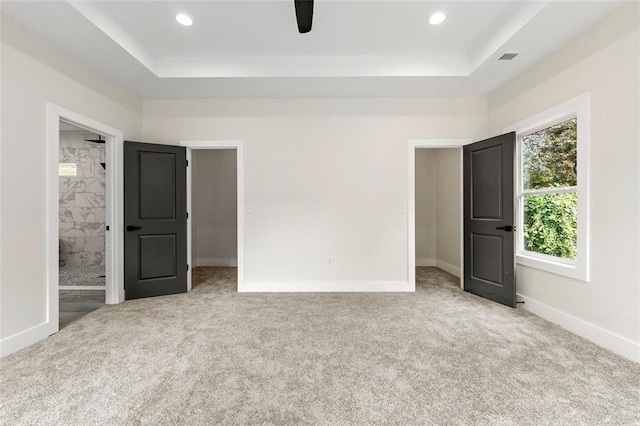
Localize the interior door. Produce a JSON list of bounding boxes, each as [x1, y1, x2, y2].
[[124, 141, 187, 299], [463, 133, 516, 308]]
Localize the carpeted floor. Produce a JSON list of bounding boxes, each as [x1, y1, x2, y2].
[[1, 267, 638, 425]]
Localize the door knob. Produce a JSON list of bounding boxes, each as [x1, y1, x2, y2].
[[126, 225, 142, 232], [496, 225, 513, 232]]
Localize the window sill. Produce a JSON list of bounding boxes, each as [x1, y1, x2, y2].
[[516, 252, 589, 282]]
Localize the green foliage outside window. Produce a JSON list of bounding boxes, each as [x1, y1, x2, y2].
[[523, 193, 577, 260], [521, 119, 578, 260]]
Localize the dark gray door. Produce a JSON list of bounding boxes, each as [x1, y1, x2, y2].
[[124, 141, 187, 300], [463, 133, 516, 308]]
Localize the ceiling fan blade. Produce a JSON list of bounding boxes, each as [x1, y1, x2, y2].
[[294, 0, 314, 33]]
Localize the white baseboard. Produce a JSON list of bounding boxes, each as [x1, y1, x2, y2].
[[516, 293, 640, 363], [436, 260, 461, 278], [416, 258, 436, 267], [195, 258, 238, 267], [239, 280, 414, 293], [0, 321, 55, 358]]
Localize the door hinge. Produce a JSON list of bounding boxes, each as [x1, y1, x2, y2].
[[186, 212, 189, 219], [186, 160, 189, 167], [106, 225, 110, 231], [187, 264, 189, 271]]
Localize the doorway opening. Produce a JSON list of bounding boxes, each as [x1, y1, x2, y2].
[[408, 139, 469, 290], [181, 140, 245, 293], [409, 135, 517, 307], [414, 147, 463, 289], [414, 146, 463, 285], [46, 104, 124, 338], [58, 120, 106, 327], [190, 149, 238, 291]]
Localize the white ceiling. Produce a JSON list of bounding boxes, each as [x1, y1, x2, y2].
[[90, 1, 522, 57], [1, 0, 624, 98]]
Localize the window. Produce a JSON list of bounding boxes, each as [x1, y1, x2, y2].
[[506, 94, 589, 281], [59, 163, 78, 177], [521, 118, 577, 260]]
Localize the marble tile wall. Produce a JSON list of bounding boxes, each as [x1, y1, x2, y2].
[[59, 133, 106, 267]]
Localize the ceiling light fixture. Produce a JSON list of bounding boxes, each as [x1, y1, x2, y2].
[[176, 14, 193, 26], [429, 12, 446, 26]]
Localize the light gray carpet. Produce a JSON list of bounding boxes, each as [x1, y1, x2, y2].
[[1, 267, 638, 425]]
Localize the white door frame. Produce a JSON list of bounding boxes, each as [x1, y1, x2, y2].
[[47, 104, 125, 335], [407, 139, 472, 290], [179, 140, 245, 291]]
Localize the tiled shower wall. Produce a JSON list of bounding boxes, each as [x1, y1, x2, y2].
[[59, 133, 105, 267]]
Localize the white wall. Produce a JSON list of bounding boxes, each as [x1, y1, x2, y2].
[[192, 149, 238, 267], [414, 149, 437, 266], [435, 149, 461, 276], [488, 4, 640, 359], [143, 99, 487, 286], [0, 15, 142, 350]]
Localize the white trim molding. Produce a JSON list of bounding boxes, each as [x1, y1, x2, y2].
[[240, 281, 413, 293], [0, 322, 52, 357], [180, 140, 245, 292], [505, 93, 590, 282], [416, 258, 436, 267], [517, 293, 640, 363], [408, 139, 471, 290], [436, 260, 461, 278]]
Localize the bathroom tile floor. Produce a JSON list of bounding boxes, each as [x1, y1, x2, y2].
[[59, 290, 104, 328]]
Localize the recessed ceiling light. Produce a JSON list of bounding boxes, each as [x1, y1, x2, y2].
[[429, 12, 446, 26], [176, 14, 193, 26]]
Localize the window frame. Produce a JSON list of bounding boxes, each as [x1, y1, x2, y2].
[[505, 93, 590, 282]]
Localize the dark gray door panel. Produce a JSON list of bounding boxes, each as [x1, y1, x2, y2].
[[463, 133, 516, 308], [124, 141, 187, 300]]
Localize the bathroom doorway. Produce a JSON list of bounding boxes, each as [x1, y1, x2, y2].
[[58, 120, 106, 327]]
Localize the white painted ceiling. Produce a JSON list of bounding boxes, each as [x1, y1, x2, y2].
[[1, 1, 624, 98]]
